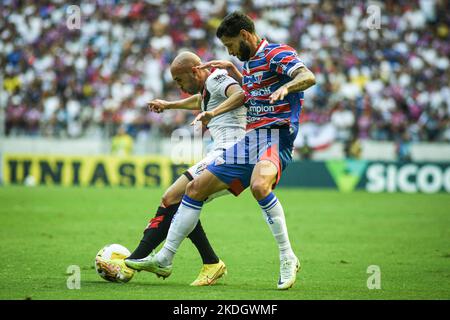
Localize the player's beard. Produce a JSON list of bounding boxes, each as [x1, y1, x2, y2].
[[237, 40, 252, 61]]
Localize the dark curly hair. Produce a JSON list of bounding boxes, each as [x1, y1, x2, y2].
[[216, 11, 255, 38]]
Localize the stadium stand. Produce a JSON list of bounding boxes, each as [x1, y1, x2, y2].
[[1, 0, 449, 149]]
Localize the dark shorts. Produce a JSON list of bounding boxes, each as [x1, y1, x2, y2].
[[206, 126, 297, 196]]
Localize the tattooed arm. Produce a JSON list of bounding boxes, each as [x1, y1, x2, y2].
[[269, 66, 316, 104]]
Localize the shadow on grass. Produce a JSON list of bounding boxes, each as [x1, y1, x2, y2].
[[81, 279, 292, 296], [81, 280, 200, 289]]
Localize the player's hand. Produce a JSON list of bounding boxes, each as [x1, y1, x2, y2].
[[196, 60, 234, 71], [269, 85, 289, 104], [147, 99, 169, 113], [191, 111, 214, 126]]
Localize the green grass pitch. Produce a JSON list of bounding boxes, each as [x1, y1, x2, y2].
[[0, 186, 449, 300]]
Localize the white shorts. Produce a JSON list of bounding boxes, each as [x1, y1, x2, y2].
[[186, 149, 224, 179], [185, 148, 230, 202]]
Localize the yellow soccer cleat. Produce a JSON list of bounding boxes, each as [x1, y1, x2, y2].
[[95, 257, 135, 283], [190, 260, 227, 286]]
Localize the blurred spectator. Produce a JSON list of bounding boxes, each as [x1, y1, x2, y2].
[[344, 126, 362, 159], [111, 126, 134, 156], [331, 102, 355, 142], [345, 136, 362, 159], [396, 131, 412, 162], [297, 136, 313, 160], [0, 0, 449, 146]]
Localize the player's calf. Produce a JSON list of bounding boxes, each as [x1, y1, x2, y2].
[[160, 174, 191, 207], [161, 192, 182, 208], [127, 203, 180, 260]]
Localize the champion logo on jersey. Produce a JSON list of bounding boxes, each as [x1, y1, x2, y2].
[[214, 157, 225, 166]]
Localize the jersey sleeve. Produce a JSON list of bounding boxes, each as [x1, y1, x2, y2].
[[206, 69, 241, 98], [267, 45, 305, 78]]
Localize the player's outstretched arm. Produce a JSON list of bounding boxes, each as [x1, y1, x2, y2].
[[191, 85, 244, 126], [196, 60, 243, 84], [148, 94, 201, 113], [269, 66, 316, 104]]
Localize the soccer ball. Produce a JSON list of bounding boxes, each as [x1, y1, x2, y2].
[[95, 244, 135, 283]]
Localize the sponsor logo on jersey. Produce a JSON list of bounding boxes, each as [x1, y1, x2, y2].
[[248, 105, 276, 114], [243, 73, 263, 85], [249, 87, 272, 97], [212, 74, 226, 84], [247, 116, 261, 123], [254, 72, 264, 84]]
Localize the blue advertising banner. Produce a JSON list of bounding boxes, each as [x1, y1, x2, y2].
[[279, 160, 450, 193]]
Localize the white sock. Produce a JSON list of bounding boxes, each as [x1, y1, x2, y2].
[[155, 195, 203, 266], [258, 193, 295, 259]]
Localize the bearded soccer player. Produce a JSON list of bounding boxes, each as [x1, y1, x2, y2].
[[131, 12, 316, 290], [101, 51, 247, 286]]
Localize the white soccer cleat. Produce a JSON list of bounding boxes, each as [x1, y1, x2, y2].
[[125, 252, 172, 279], [277, 255, 300, 290]]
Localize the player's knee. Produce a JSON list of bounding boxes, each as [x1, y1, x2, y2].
[[250, 179, 271, 199], [161, 192, 181, 207], [185, 180, 206, 201]]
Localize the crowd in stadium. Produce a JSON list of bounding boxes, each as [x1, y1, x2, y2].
[[1, 0, 449, 147]]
